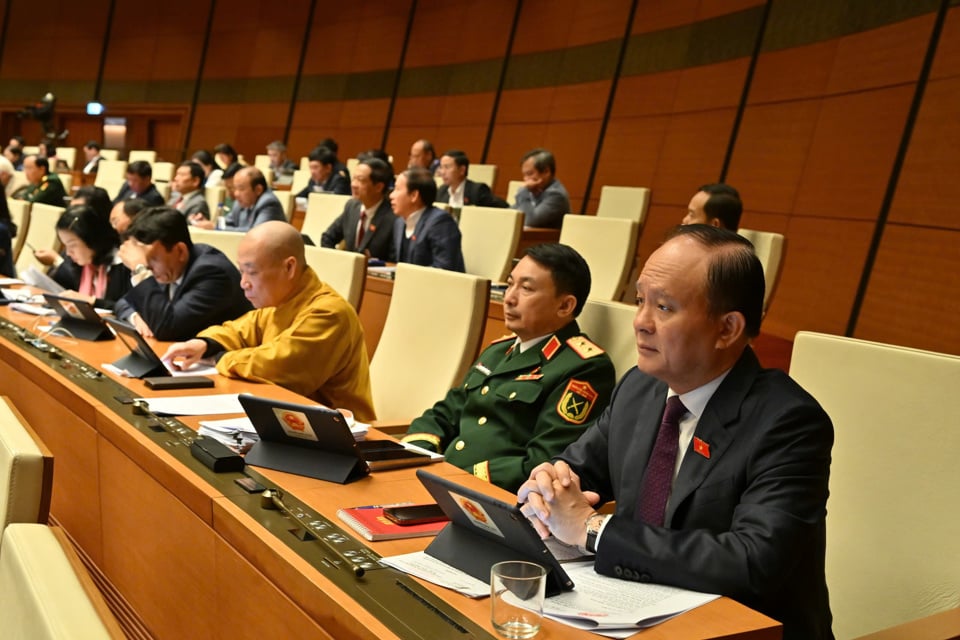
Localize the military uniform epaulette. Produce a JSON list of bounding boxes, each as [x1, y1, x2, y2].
[[565, 336, 605, 359]]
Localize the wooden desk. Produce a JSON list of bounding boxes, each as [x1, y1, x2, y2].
[[0, 307, 781, 640]]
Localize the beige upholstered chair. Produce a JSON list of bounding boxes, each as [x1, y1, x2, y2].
[[345, 157, 359, 173], [299, 156, 310, 171], [0, 524, 121, 638], [738, 228, 785, 313], [291, 169, 310, 196], [301, 193, 350, 244], [575, 299, 638, 381], [559, 214, 638, 301], [506, 180, 523, 207], [789, 332, 960, 639], [204, 185, 225, 226], [253, 154, 273, 186], [57, 147, 77, 171], [152, 161, 175, 183], [155, 181, 171, 202], [58, 173, 73, 196], [98, 149, 119, 161], [0, 397, 53, 530], [188, 227, 245, 267], [596, 185, 651, 225], [469, 164, 498, 190], [127, 150, 156, 165], [22, 145, 39, 156], [15, 203, 64, 275], [275, 189, 295, 221], [8, 199, 30, 262], [94, 160, 128, 200], [7, 170, 28, 196], [369, 264, 489, 423], [303, 245, 366, 310], [458, 206, 524, 282]]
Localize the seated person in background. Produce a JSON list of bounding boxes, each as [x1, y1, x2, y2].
[[0, 195, 18, 277], [163, 221, 376, 421], [169, 161, 210, 220], [38, 141, 67, 172], [191, 167, 284, 232], [316, 137, 350, 181], [114, 207, 252, 340], [403, 243, 615, 492], [408, 138, 440, 174], [18, 155, 66, 206], [682, 183, 742, 231], [109, 198, 147, 235], [266, 140, 297, 185], [34, 205, 131, 309], [81, 141, 102, 175], [0, 149, 15, 197], [70, 185, 112, 220], [513, 148, 571, 228], [113, 161, 165, 206], [357, 149, 395, 190], [297, 146, 350, 198], [214, 143, 242, 173], [321, 157, 395, 260], [4, 144, 24, 171], [389, 167, 465, 272], [436, 149, 507, 209], [192, 149, 222, 188], [518, 225, 833, 640]]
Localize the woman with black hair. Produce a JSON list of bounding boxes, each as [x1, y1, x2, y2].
[[0, 195, 17, 277], [43, 205, 131, 309]]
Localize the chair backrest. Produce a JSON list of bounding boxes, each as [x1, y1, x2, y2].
[[22, 146, 39, 156], [301, 193, 351, 243], [0, 397, 53, 529], [345, 157, 359, 173], [559, 214, 638, 301], [7, 199, 30, 262], [127, 150, 156, 165], [57, 147, 77, 171], [94, 160, 128, 199], [506, 180, 523, 207], [458, 206, 523, 282], [59, 173, 73, 195], [596, 185, 651, 225], [99, 149, 119, 161], [299, 156, 310, 171], [204, 185, 225, 226], [369, 264, 489, 422], [789, 332, 960, 639], [575, 299, 638, 381], [187, 228, 245, 267], [152, 161, 175, 183], [254, 154, 273, 185], [275, 189, 295, 221], [737, 228, 785, 313], [155, 181, 171, 202], [0, 524, 120, 638], [469, 164, 498, 190], [303, 245, 366, 310], [16, 203, 64, 275], [7, 170, 28, 196], [291, 169, 310, 196]]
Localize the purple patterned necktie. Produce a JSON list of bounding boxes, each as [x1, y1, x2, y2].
[[637, 396, 687, 526]]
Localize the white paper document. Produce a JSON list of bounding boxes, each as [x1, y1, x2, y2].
[[19, 266, 65, 293], [380, 551, 489, 598], [0, 278, 24, 286], [134, 393, 244, 416]]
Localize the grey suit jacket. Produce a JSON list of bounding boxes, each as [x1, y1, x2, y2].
[[221, 190, 286, 232], [559, 348, 834, 640], [173, 190, 210, 219], [513, 178, 570, 228]]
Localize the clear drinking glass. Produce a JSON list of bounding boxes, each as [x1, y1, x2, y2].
[[490, 560, 546, 639]]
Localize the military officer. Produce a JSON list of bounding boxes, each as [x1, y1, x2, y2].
[[19, 155, 66, 206], [402, 243, 616, 492]]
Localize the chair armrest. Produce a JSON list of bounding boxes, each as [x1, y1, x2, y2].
[[370, 420, 412, 436], [855, 608, 960, 640]]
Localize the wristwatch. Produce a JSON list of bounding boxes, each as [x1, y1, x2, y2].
[[584, 513, 607, 554], [133, 264, 149, 276]]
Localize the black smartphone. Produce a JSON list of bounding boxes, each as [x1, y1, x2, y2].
[[234, 477, 266, 493], [383, 504, 448, 526]]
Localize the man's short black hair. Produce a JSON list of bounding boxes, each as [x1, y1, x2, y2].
[[403, 167, 437, 206], [72, 185, 112, 220], [222, 163, 242, 180], [663, 224, 764, 337], [191, 150, 215, 168], [360, 157, 392, 188], [127, 160, 152, 178], [56, 205, 120, 267], [10, 136, 25, 148], [522, 148, 556, 175], [179, 161, 206, 184], [83, 140, 100, 151], [308, 146, 337, 165], [38, 140, 56, 157], [317, 137, 338, 154], [128, 206, 193, 251], [213, 143, 238, 164], [442, 149, 470, 172], [417, 139, 436, 161], [698, 183, 743, 231], [30, 155, 49, 173], [523, 243, 591, 317], [6, 146, 22, 161]]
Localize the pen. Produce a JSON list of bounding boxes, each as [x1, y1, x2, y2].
[[354, 501, 412, 510]]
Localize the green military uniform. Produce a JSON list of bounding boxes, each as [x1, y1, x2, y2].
[[402, 321, 616, 492], [24, 173, 66, 207]]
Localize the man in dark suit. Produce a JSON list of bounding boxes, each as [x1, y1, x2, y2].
[[114, 207, 252, 341], [192, 167, 285, 232], [113, 161, 165, 206], [81, 141, 102, 175], [389, 167, 464, 272], [513, 148, 570, 228], [683, 183, 743, 231], [296, 146, 350, 198], [320, 157, 396, 261], [169, 161, 210, 220], [436, 149, 507, 209], [519, 225, 834, 640]]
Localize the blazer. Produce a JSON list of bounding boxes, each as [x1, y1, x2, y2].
[[320, 198, 396, 261], [436, 179, 506, 208], [559, 348, 834, 640], [513, 178, 570, 228], [113, 182, 165, 207], [172, 190, 210, 219], [49, 254, 132, 310], [114, 243, 252, 341], [296, 172, 351, 198], [221, 190, 286, 232], [391, 207, 465, 272]]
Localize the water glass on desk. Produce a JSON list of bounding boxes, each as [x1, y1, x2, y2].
[[491, 561, 546, 639]]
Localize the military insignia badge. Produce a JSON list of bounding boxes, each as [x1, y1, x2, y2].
[[556, 379, 599, 424]]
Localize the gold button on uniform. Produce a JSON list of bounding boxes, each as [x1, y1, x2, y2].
[[481, 385, 489, 395], [478, 417, 487, 425], [508, 391, 517, 399], [455, 440, 465, 451]]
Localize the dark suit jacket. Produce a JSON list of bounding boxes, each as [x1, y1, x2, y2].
[[296, 172, 351, 198], [113, 182, 165, 207], [436, 179, 506, 208], [320, 199, 396, 260], [391, 207, 465, 272], [49, 255, 132, 310], [114, 244, 252, 341], [559, 348, 834, 640]]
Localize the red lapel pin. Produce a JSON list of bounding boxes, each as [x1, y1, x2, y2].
[[693, 437, 710, 459]]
